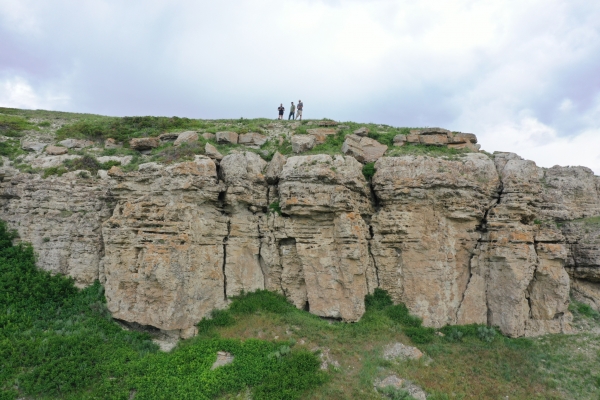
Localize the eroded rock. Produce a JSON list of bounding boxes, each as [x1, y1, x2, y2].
[[341, 134, 387, 163]]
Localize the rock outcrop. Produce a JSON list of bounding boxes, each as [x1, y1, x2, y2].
[[1, 144, 600, 338]]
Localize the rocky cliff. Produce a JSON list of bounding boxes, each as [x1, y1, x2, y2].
[[1, 146, 599, 338]]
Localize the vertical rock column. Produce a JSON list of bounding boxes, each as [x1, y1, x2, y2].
[[370, 154, 500, 328], [102, 159, 227, 337], [276, 155, 376, 321]]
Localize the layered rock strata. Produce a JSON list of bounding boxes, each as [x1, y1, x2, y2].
[[1, 149, 599, 338]]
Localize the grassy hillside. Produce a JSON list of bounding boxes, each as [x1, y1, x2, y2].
[[0, 217, 599, 399], [0, 107, 476, 178]]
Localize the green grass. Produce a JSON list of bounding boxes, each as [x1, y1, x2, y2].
[[0, 114, 38, 137], [0, 221, 326, 400]]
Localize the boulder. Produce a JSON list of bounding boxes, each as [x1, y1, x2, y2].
[[307, 128, 336, 144], [205, 143, 223, 161], [31, 155, 81, 169], [448, 142, 479, 151], [58, 139, 95, 149], [97, 156, 133, 166], [202, 132, 216, 141], [406, 133, 420, 143], [448, 132, 477, 144], [174, 131, 199, 146], [159, 132, 180, 142], [130, 137, 160, 151], [316, 120, 338, 127], [291, 135, 316, 153], [265, 152, 286, 184], [216, 131, 239, 144], [238, 132, 268, 147], [382, 343, 423, 361], [22, 142, 45, 152], [45, 145, 68, 155], [104, 138, 121, 149], [393, 135, 407, 146], [353, 127, 369, 137], [341, 134, 388, 163]]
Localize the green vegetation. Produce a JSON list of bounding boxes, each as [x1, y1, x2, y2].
[[42, 155, 124, 178], [268, 201, 282, 215], [0, 221, 325, 400], [0, 114, 37, 137], [362, 162, 376, 180]]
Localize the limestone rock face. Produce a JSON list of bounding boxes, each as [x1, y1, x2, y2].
[[58, 139, 95, 149], [0, 171, 111, 287], [371, 153, 500, 328], [273, 155, 376, 320], [238, 132, 267, 147], [102, 158, 228, 334], [2, 142, 600, 338], [204, 143, 223, 161]]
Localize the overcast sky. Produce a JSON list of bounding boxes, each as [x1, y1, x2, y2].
[[1, 0, 600, 173]]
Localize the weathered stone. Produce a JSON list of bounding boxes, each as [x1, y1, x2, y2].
[[211, 351, 234, 370], [341, 134, 387, 163], [448, 142, 479, 151], [238, 132, 267, 147], [202, 132, 216, 141], [45, 145, 68, 155], [102, 158, 226, 336], [371, 154, 500, 329], [97, 156, 133, 166], [0, 173, 111, 287], [137, 162, 162, 171], [130, 137, 159, 151], [216, 131, 238, 144], [307, 128, 336, 144], [353, 127, 369, 136], [173, 131, 199, 146], [419, 133, 448, 146], [406, 133, 420, 143], [31, 155, 81, 169], [22, 142, 46, 152], [58, 139, 95, 149], [448, 132, 477, 144], [409, 127, 451, 136], [382, 343, 423, 361], [265, 152, 286, 184], [316, 120, 338, 127], [104, 138, 121, 149], [291, 135, 315, 153], [158, 132, 180, 142], [393, 135, 407, 146], [204, 143, 223, 161]]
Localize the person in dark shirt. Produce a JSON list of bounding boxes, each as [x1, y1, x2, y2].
[[289, 102, 296, 120], [277, 103, 285, 120], [296, 100, 303, 121]]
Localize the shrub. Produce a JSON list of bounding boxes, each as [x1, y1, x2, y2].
[[38, 121, 51, 127], [377, 385, 416, 400], [385, 304, 423, 327], [0, 114, 36, 137], [43, 166, 68, 178], [362, 162, 376, 180], [365, 288, 393, 311], [477, 326, 497, 343], [269, 201, 282, 215], [404, 326, 436, 344]]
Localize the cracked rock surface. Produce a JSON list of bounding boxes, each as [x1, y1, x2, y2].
[[1, 150, 599, 338]]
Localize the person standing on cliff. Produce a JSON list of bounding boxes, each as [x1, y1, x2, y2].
[[288, 102, 296, 120], [277, 103, 284, 120], [296, 100, 303, 121]]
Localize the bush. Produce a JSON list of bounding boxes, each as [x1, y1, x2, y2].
[[365, 288, 393, 311], [56, 116, 204, 143], [269, 201, 282, 215], [403, 326, 436, 344], [43, 166, 68, 178], [377, 385, 416, 399], [0, 114, 36, 137], [385, 304, 423, 327], [362, 162, 376, 180]]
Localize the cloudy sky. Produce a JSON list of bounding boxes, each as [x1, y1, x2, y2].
[[1, 0, 600, 172]]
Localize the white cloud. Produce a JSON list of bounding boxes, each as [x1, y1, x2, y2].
[[0, 76, 70, 110], [0, 0, 599, 174]]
